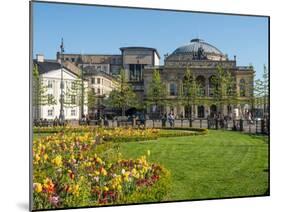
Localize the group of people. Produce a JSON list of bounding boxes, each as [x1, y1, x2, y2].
[[161, 112, 176, 127], [34, 117, 65, 127], [207, 112, 232, 129]]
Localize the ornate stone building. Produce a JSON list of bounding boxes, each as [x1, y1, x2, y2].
[[57, 39, 254, 119], [144, 38, 254, 118]]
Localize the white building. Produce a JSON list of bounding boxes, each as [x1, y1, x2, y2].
[[33, 55, 88, 121], [83, 68, 119, 97]]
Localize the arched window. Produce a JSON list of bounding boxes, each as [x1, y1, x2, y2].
[[198, 105, 205, 118], [210, 104, 217, 117], [227, 105, 232, 114], [184, 105, 192, 118], [240, 79, 246, 97], [196, 76, 206, 96], [209, 75, 217, 97], [170, 83, 177, 96]]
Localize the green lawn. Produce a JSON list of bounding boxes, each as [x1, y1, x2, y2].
[[118, 130, 269, 201]]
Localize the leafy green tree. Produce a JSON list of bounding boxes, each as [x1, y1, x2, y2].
[[64, 71, 88, 118], [254, 65, 269, 117], [179, 68, 200, 125], [210, 66, 238, 115], [32, 64, 56, 119], [146, 69, 167, 116], [87, 88, 96, 115], [107, 69, 137, 116]]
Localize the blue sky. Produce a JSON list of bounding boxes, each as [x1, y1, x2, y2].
[[33, 2, 268, 79]]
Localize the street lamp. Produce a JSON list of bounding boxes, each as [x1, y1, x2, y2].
[[59, 38, 65, 124], [80, 54, 85, 119]]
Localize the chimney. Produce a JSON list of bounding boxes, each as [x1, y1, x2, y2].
[[36, 54, 44, 62]]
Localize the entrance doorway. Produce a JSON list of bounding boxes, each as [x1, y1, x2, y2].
[[198, 105, 205, 118], [210, 105, 217, 117], [184, 105, 192, 119]]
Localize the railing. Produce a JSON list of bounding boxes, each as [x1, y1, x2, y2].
[[34, 117, 269, 135]]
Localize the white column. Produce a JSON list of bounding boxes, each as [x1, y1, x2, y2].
[[205, 105, 209, 118], [194, 105, 198, 118]]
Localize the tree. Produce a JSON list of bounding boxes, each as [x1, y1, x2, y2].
[[32, 64, 56, 120], [179, 68, 200, 126], [254, 65, 269, 117], [87, 88, 96, 115], [210, 65, 237, 115], [107, 69, 137, 116], [64, 72, 88, 119], [146, 69, 167, 117]]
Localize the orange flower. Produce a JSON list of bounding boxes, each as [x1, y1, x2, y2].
[[43, 178, 55, 194]]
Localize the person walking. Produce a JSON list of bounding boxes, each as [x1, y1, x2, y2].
[[171, 113, 175, 127], [161, 113, 167, 128], [168, 113, 173, 127]]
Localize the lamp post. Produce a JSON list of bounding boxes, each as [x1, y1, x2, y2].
[[80, 54, 85, 119], [59, 38, 65, 124]]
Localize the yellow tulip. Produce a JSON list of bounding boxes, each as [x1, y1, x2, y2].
[[43, 154, 48, 161], [34, 154, 40, 162], [34, 183, 42, 193], [52, 155, 62, 167]]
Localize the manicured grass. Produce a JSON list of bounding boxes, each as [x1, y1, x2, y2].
[[118, 130, 269, 201]]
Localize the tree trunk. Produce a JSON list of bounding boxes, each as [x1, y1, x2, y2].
[[122, 106, 125, 116]]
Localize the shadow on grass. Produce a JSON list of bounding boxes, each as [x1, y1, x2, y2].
[[249, 134, 269, 144]]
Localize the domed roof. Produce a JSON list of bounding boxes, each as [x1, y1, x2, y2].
[[172, 38, 223, 55]]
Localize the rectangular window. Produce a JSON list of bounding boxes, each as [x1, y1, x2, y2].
[[47, 94, 53, 104], [129, 64, 135, 81], [129, 64, 143, 81], [71, 81, 76, 90], [71, 95, 76, 104], [47, 80, 52, 88], [97, 88, 101, 94], [71, 58, 75, 62], [97, 78, 100, 84], [71, 109, 76, 116], [91, 78, 95, 84], [170, 83, 177, 96], [47, 109, 53, 116]]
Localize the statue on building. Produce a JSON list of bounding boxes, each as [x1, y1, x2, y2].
[[197, 46, 207, 60]]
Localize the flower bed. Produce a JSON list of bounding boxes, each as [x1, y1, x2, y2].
[[34, 126, 207, 142], [101, 128, 159, 142], [32, 132, 170, 210], [33, 126, 95, 134]]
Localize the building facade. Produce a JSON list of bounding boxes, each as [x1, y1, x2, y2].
[[144, 39, 254, 118], [53, 39, 254, 119], [33, 55, 88, 121], [60, 47, 160, 100]]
